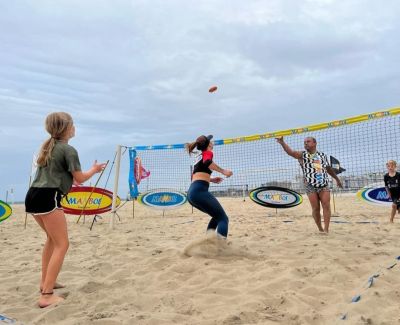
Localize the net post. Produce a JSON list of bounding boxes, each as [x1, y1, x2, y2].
[[190, 165, 193, 213], [132, 198, 135, 219], [110, 145, 122, 229]]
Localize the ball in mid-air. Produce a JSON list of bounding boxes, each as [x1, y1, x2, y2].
[[208, 86, 218, 93]]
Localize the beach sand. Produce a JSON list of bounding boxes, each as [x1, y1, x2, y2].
[[1, 195, 400, 324]]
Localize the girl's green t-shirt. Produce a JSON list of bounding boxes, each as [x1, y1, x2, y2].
[[31, 141, 82, 194]]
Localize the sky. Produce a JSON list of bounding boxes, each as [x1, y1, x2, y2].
[[1, 0, 399, 201]]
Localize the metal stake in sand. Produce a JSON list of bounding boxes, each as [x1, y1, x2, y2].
[[332, 187, 337, 214], [24, 178, 32, 229], [76, 160, 109, 224]]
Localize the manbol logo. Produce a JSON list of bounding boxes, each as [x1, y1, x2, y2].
[[61, 186, 121, 215], [356, 187, 391, 206], [0, 199, 12, 223], [138, 189, 187, 210], [249, 186, 303, 209]]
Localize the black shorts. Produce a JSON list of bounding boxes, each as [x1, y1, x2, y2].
[[389, 190, 400, 208], [25, 187, 63, 215], [393, 198, 400, 209]]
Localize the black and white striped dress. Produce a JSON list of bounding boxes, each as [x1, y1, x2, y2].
[[301, 151, 329, 188]]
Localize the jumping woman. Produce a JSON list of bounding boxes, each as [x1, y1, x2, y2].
[[186, 135, 233, 238]]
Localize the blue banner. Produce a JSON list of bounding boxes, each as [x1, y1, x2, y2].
[[128, 149, 139, 199]]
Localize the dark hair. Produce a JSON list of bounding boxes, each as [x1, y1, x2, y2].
[[305, 136, 317, 143], [185, 141, 198, 155], [185, 135, 213, 155]]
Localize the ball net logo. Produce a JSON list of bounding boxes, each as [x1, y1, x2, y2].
[[150, 194, 178, 204], [357, 187, 391, 206], [261, 192, 294, 204], [61, 186, 121, 215], [139, 190, 187, 210], [249, 186, 303, 209], [0, 200, 12, 223]]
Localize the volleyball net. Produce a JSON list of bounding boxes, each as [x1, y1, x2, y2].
[[127, 107, 400, 198]]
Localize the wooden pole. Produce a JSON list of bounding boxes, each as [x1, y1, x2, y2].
[[132, 198, 135, 220], [110, 146, 122, 229], [190, 165, 193, 214]]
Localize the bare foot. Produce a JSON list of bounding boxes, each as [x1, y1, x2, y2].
[[38, 293, 64, 308], [40, 282, 65, 292]]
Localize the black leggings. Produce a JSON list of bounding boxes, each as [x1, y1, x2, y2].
[[187, 180, 229, 237]]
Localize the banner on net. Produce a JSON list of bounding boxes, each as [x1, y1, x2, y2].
[[129, 149, 150, 199]]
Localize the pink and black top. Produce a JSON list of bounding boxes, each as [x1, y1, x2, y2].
[[193, 150, 213, 175]]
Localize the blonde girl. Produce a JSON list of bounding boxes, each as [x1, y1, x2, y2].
[[25, 112, 106, 308]]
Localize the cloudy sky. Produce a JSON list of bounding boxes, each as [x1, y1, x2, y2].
[[1, 0, 399, 201]]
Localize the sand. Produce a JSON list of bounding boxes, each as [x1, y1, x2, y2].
[[1, 194, 400, 325]]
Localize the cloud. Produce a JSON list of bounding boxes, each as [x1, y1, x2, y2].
[[1, 0, 399, 200]]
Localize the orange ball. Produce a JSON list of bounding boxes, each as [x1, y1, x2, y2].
[[208, 86, 218, 93]]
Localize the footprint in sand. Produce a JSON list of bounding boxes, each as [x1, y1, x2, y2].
[[183, 232, 255, 259]]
